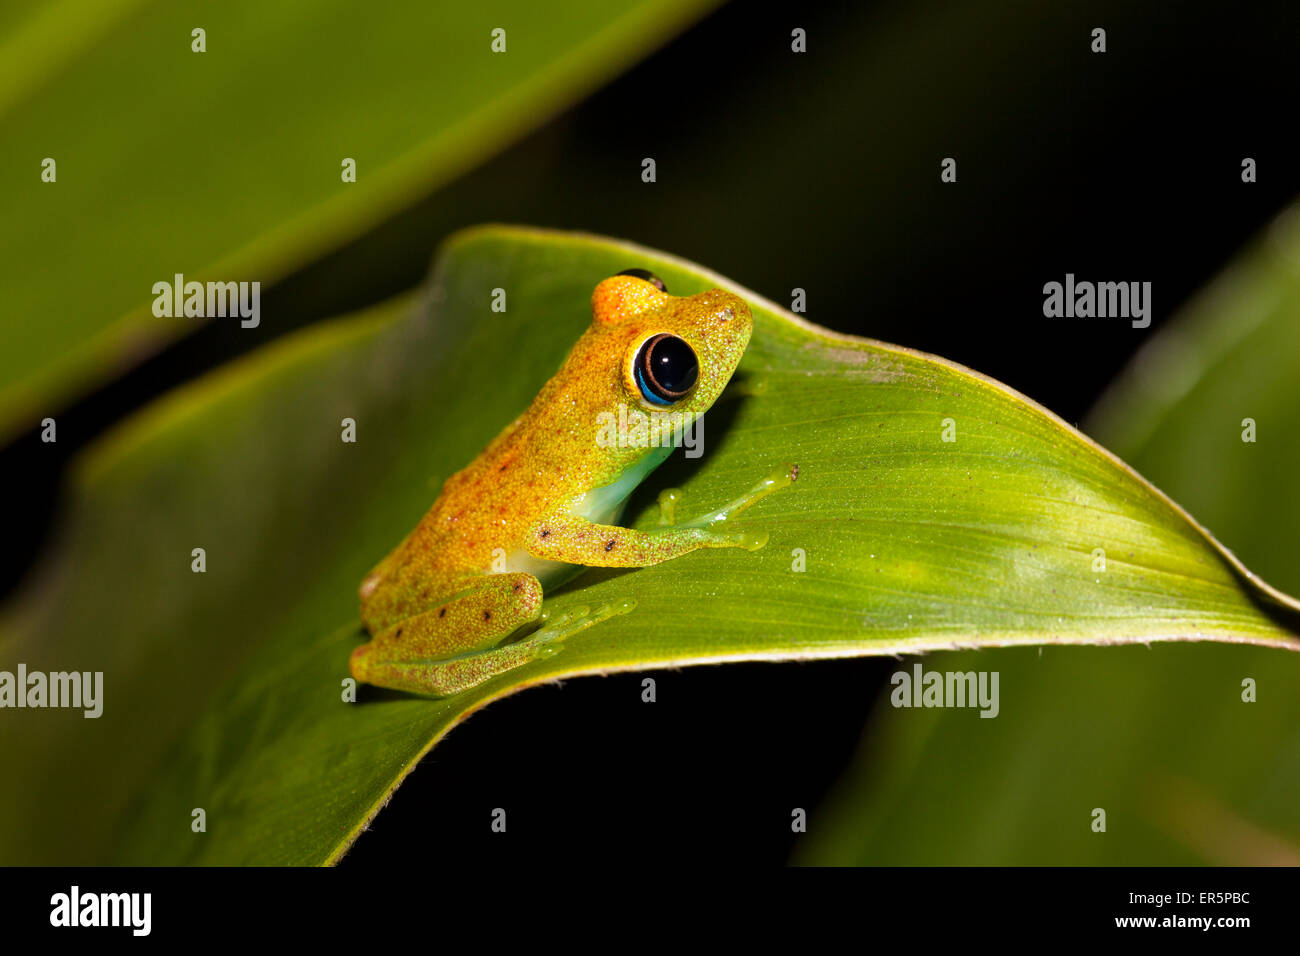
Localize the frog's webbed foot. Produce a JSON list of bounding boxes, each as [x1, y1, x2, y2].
[[680, 463, 798, 528], [532, 599, 638, 643]]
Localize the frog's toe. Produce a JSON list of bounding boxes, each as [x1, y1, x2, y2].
[[532, 599, 638, 644], [349, 641, 374, 681]]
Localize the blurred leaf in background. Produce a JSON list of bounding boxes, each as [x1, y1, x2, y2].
[[799, 205, 1300, 866], [0, 0, 717, 442], [2, 227, 1297, 864]]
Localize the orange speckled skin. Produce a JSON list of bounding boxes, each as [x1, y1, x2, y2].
[[349, 275, 757, 697]]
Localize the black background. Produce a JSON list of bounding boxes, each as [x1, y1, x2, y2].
[[3, 0, 1299, 867]]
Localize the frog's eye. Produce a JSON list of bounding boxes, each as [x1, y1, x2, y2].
[[617, 268, 668, 294], [634, 333, 698, 405]]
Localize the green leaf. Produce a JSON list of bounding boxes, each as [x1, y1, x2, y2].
[[2, 226, 1298, 865], [797, 207, 1300, 866], [0, 0, 716, 442]]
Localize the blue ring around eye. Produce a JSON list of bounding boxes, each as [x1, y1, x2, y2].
[[635, 364, 675, 406]]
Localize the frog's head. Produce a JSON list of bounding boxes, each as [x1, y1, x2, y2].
[[590, 269, 753, 420]]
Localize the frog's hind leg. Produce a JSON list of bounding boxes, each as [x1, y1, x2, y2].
[[351, 572, 552, 697], [404, 597, 637, 696]]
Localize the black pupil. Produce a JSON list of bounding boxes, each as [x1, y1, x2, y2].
[[646, 335, 698, 396], [617, 268, 668, 293]]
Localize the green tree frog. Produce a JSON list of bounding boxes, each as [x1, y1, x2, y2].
[[351, 270, 795, 697]]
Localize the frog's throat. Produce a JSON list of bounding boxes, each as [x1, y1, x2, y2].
[[577, 444, 675, 527]]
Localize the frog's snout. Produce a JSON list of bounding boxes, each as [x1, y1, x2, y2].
[[711, 293, 753, 346], [700, 289, 750, 326]]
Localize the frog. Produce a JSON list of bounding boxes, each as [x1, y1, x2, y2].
[[350, 269, 796, 697]]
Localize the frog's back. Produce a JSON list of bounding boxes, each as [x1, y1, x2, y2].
[[421, 414, 576, 569], [358, 388, 607, 628]]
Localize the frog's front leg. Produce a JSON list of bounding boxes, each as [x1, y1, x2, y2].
[[530, 465, 797, 568], [351, 572, 550, 697]]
